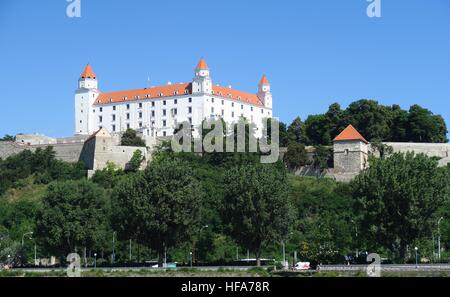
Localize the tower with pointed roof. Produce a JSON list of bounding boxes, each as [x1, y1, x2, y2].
[[257, 75, 272, 109], [333, 124, 369, 173], [192, 58, 213, 95], [75, 64, 100, 135]]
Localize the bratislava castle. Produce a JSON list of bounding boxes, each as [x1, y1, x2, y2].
[[75, 58, 273, 138]]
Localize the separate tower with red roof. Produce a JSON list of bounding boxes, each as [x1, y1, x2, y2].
[[333, 124, 369, 173]]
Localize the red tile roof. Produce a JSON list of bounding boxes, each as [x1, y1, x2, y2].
[[259, 75, 270, 85], [94, 83, 192, 105], [334, 125, 368, 143], [80, 64, 96, 79], [94, 83, 264, 106], [212, 85, 263, 106], [196, 58, 209, 70]]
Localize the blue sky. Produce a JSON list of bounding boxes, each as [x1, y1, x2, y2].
[[0, 0, 449, 138]]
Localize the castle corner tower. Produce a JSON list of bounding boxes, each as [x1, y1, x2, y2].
[[192, 58, 212, 95], [75, 64, 100, 135], [257, 75, 272, 109]]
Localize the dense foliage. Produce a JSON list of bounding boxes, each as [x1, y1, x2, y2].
[[120, 129, 146, 147], [0, 147, 85, 196], [222, 162, 292, 266], [352, 153, 450, 261], [112, 157, 204, 266], [280, 100, 448, 147]]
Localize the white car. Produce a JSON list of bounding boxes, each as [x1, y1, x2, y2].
[[294, 261, 311, 270]]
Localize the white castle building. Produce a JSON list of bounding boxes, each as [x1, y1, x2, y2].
[[75, 58, 273, 139]]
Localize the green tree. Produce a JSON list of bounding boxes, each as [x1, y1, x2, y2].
[[0, 135, 15, 142], [91, 162, 125, 189], [407, 105, 448, 143], [121, 129, 146, 147], [312, 145, 333, 170], [352, 153, 450, 262], [284, 143, 308, 171], [303, 115, 331, 145], [222, 162, 292, 266], [289, 176, 354, 264], [35, 180, 109, 257], [287, 117, 304, 145], [127, 150, 144, 172], [112, 158, 204, 267]]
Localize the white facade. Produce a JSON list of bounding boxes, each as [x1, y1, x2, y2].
[[75, 59, 273, 139]]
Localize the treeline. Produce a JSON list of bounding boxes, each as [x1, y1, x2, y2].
[[0, 147, 85, 195], [279, 100, 448, 147], [1, 144, 450, 267]]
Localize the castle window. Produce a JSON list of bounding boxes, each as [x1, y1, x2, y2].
[[211, 107, 214, 114], [126, 113, 130, 120], [99, 116, 103, 123], [232, 103, 235, 107], [112, 115, 116, 122], [163, 131, 167, 137], [136, 96, 140, 100], [232, 112, 235, 118], [188, 117, 192, 124], [163, 100, 166, 106], [173, 108, 178, 115], [261, 109, 264, 114], [251, 107, 253, 112], [221, 110, 224, 116], [139, 112, 143, 119], [160, 93, 164, 97], [112, 125, 116, 132], [127, 104, 130, 110], [139, 122, 143, 128], [113, 106, 116, 111], [185, 90, 188, 94], [100, 107, 103, 112], [152, 102, 155, 107], [174, 99, 178, 105], [151, 110, 155, 117], [139, 103, 143, 108], [163, 120, 167, 127], [241, 105, 243, 110], [123, 96, 128, 100], [189, 98, 192, 103], [188, 107, 192, 114], [212, 98, 215, 103], [127, 123, 130, 129], [162, 109, 166, 116], [345, 149, 349, 156], [222, 100, 224, 105]]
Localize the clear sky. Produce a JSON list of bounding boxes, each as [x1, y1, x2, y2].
[[0, 0, 449, 138]]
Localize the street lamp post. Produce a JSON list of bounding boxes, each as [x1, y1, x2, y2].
[[193, 225, 208, 265], [112, 232, 116, 265], [21, 231, 33, 247], [189, 252, 193, 268], [351, 219, 358, 257], [415, 247, 419, 268], [129, 239, 132, 262], [282, 241, 286, 269], [438, 217, 443, 263], [94, 253, 97, 269]]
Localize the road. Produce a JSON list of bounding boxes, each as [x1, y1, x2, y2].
[[318, 264, 450, 272]]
